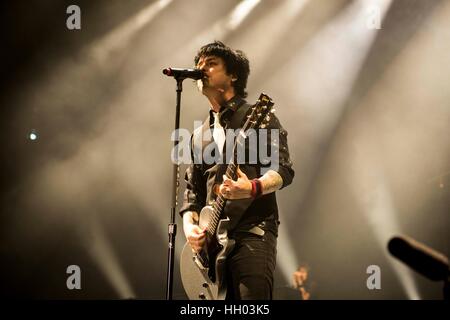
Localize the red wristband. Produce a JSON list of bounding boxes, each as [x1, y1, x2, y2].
[[251, 179, 257, 198], [251, 179, 262, 198]]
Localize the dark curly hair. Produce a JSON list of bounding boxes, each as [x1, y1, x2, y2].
[[194, 41, 250, 98]]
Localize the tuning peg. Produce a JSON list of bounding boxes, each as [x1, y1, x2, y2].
[[271, 109, 276, 113], [265, 115, 271, 121], [260, 124, 267, 129]]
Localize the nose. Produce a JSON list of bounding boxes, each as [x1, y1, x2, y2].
[[199, 64, 207, 74], [198, 66, 208, 80]]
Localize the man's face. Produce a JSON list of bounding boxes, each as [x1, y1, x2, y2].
[[196, 55, 235, 96]]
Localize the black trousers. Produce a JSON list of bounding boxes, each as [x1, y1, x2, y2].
[[225, 231, 277, 300]]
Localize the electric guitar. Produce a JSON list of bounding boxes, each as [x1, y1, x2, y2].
[[180, 93, 275, 300]]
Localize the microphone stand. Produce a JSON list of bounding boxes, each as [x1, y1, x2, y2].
[[166, 77, 184, 300]]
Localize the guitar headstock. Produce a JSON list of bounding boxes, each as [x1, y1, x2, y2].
[[246, 93, 275, 130]]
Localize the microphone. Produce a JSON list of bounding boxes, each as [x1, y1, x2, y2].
[[388, 235, 449, 281], [162, 67, 204, 80]]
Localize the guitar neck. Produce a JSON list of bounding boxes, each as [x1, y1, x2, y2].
[[207, 160, 237, 236]]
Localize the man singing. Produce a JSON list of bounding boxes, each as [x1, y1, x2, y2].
[[180, 41, 294, 300]]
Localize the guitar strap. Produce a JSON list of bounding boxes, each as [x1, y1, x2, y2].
[[222, 100, 255, 171], [226, 101, 251, 130]]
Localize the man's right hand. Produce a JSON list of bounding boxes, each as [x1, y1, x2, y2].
[[183, 211, 206, 253]]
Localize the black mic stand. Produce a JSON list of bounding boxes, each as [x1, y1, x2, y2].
[[166, 77, 184, 300]]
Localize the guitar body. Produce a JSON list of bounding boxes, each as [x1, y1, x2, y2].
[[180, 205, 235, 300]]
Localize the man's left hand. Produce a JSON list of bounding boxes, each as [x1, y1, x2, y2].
[[220, 166, 252, 199]]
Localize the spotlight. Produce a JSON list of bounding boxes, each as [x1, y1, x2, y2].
[[29, 130, 38, 141]]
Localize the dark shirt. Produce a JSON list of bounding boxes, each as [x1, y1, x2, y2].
[[179, 95, 294, 237]]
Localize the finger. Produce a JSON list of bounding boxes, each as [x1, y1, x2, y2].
[[190, 232, 206, 240], [221, 188, 227, 198], [224, 179, 235, 189], [237, 166, 248, 179], [222, 186, 231, 196], [197, 232, 206, 239], [221, 190, 228, 199], [221, 184, 230, 192], [191, 226, 205, 235]]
